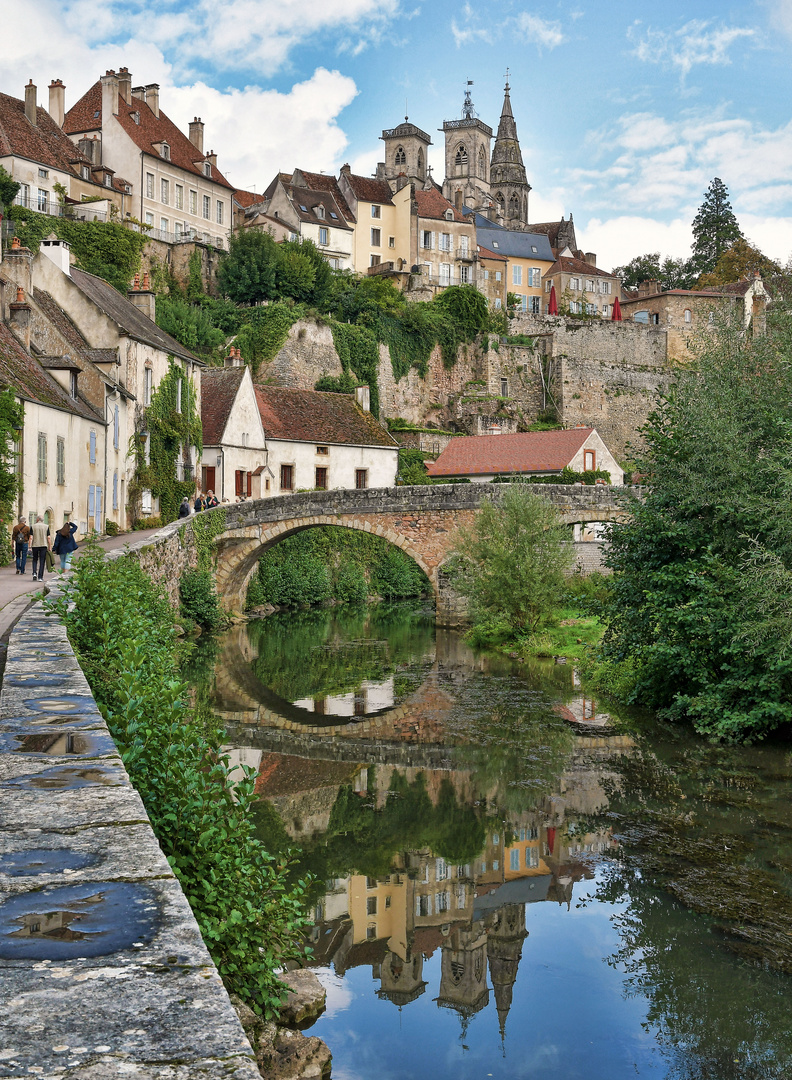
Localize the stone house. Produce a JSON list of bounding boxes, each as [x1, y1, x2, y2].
[[64, 69, 232, 248], [543, 252, 620, 318], [336, 167, 414, 276], [426, 428, 624, 484], [619, 274, 769, 360], [0, 237, 202, 527], [476, 245, 508, 310], [199, 357, 268, 501], [254, 386, 399, 495], [415, 188, 477, 290], [474, 218, 554, 314], [0, 81, 134, 222], [256, 173, 353, 270]]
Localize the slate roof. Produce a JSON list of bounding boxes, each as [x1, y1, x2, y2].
[[200, 366, 246, 445], [339, 172, 393, 208], [67, 268, 201, 364], [293, 169, 355, 220], [33, 287, 91, 357], [65, 81, 232, 190], [284, 184, 352, 230], [426, 429, 595, 477], [475, 226, 554, 262], [527, 221, 564, 248], [545, 255, 616, 279], [415, 188, 470, 223], [0, 322, 100, 421], [255, 386, 398, 449]]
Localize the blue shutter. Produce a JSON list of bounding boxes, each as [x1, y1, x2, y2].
[[89, 430, 96, 464], [88, 485, 95, 517], [96, 486, 103, 526], [113, 406, 119, 449], [112, 471, 118, 510]]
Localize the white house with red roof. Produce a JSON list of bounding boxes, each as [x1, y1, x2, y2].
[[255, 172, 353, 270], [425, 428, 623, 484], [198, 357, 267, 502], [64, 69, 232, 248]]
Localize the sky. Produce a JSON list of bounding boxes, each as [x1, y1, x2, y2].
[[3, 0, 792, 270]]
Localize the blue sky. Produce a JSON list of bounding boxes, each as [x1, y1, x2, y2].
[[4, 0, 792, 269]]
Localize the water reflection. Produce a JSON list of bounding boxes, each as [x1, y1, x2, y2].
[[195, 605, 792, 1080]]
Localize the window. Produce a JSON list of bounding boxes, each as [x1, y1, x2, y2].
[[216, 200, 223, 225], [81, 165, 89, 180], [189, 190, 197, 215], [493, 860, 500, 872], [141, 489, 152, 514], [145, 211, 154, 226], [144, 367, 153, 405], [319, 226, 328, 245], [161, 142, 170, 160], [484, 270, 489, 280], [316, 446, 328, 455], [355, 469, 368, 490], [176, 379, 182, 414], [529, 296, 541, 314], [394, 145, 406, 166], [513, 265, 523, 285], [586, 303, 597, 315], [494, 297, 502, 309], [113, 405, 119, 449], [95, 485, 103, 524], [175, 185, 183, 210], [371, 204, 381, 218], [436, 891, 449, 913], [203, 161, 212, 178], [56, 437, 65, 486], [570, 300, 582, 314], [161, 178, 169, 204], [113, 470, 118, 510], [545, 279, 552, 292], [439, 263, 451, 286], [366, 897, 377, 916], [436, 858, 448, 880], [316, 205, 325, 218], [370, 254, 381, 267], [88, 484, 95, 517], [455, 144, 468, 169], [89, 430, 96, 464], [416, 894, 430, 917], [38, 168, 49, 179], [684, 308, 692, 323], [388, 236, 395, 248], [70, 371, 78, 399], [160, 217, 168, 233], [599, 280, 611, 295], [570, 277, 581, 291], [584, 449, 596, 471], [602, 304, 610, 318], [514, 294, 527, 311], [634, 310, 649, 324], [529, 267, 541, 287], [460, 265, 470, 283], [510, 848, 520, 871], [175, 222, 183, 240], [526, 847, 539, 868], [385, 895, 391, 908], [421, 230, 433, 249], [495, 271, 502, 282], [37, 433, 47, 483], [235, 469, 245, 497], [202, 195, 210, 219], [280, 464, 294, 491], [370, 228, 381, 247], [501, 378, 508, 396], [315, 467, 328, 490], [146, 173, 154, 198], [37, 188, 48, 212], [104, 173, 112, 188], [439, 233, 451, 252], [586, 279, 595, 292]]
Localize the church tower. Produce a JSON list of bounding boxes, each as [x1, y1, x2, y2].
[[489, 75, 531, 230], [379, 118, 432, 189], [441, 82, 493, 213]]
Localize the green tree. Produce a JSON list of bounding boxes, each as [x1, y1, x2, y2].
[[613, 252, 697, 291], [217, 228, 279, 304], [0, 164, 20, 214], [453, 484, 574, 633], [698, 237, 780, 287], [276, 245, 315, 302], [599, 308, 792, 742], [690, 177, 743, 279]]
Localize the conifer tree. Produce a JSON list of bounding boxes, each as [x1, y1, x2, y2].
[[690, 178, 743, 279]]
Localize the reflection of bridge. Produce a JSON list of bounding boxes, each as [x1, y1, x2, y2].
[[130, 483, 637, 620]]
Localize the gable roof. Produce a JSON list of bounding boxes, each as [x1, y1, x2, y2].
[[339, 172, 394, 208], [425, 429, 595, 477], [200, 366, 246, 445], [475, 226, 554, 262], [65, 81, 232, 190], [67, 267, 201, 364], [416, 188, 470, 223], [254, 386, 398, 449], [233, 188, 263, 210], [292, 169, 355, 221], [0, 322, 100, 421], [545, 255, 616, 279], [477, 244, 507, 263], [283, 184, 352, 230]]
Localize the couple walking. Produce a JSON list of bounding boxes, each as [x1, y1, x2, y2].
[[12, 516, 78, 580]]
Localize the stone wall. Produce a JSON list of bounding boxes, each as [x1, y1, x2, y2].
[[0, 598, 259, 1077], [142, 238, 223, 297]]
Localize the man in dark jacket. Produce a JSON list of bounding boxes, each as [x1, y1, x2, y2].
[[12, 517, 30, 575]]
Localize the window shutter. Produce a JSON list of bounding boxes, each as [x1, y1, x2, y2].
[[88, 485, 95, 517], [96, 486, 103, 525], [113, 471, 118, 510], [89, 430, 96, 464], [114, 405, 119, 449]]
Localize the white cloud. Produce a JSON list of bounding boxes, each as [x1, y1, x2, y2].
[[629, 18, 755, 79], [580, 215, 694, 270], [762, 0, 792, 39], [515, 13, 565, 50], [450, 3, 492, 47]]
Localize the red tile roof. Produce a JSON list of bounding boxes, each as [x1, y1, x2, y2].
[[425, 429, 595, 477], [200, 366, 246, 445], [255, 386, 398, 448], [546, 255, 616, 279], [340, 172, 394, 207], [477, 244, 507, 262], [415, 187, 470, 223], [65, 81, 232, 189], [0, 91, 111, 187], [293, 169, 355, 221], [233, 189, 263, 209], [0, 322, 100, 420]]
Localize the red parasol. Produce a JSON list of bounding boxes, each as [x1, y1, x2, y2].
[[548, 284, 558, 315], [611, 296, 623, 321]]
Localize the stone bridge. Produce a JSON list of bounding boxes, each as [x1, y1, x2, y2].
[[128, 483, 638, 623]]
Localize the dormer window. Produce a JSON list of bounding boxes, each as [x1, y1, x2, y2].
[[203, 161, 212, 178], [70, 371, 78, 399], [445, 209, 454, 220], [131, 111, 140, 125], [160, 142, 170, 161], [81, 166, 89, 180], [104, 173, 112, 187], [316, 205, 325, 219]]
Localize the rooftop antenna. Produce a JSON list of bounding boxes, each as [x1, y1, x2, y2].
[[462, 79, 475, 120]]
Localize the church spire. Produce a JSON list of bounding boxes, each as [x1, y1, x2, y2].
[[489, 73, 531, 229]]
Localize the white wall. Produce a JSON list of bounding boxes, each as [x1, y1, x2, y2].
[[568, 431, 624, 484], [267, 439, 398, 494]]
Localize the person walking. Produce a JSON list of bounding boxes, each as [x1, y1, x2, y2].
[[52, 520, 78, 572], [30, 516, 51, 582], [178, 497, 191, 518], [12, 516, 30, 575]]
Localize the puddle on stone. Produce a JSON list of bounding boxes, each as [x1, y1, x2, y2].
[[0, 713, 104, 730], [23, 696, 98, 713], [4, 672, 68, 687], [4, 731, 114, 757], [0, 848, 100, 877], [0, 882, 159, 959], [5, 765, 122, 790]]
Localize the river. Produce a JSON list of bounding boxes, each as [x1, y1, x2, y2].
[[187, 601, 792, 1080]]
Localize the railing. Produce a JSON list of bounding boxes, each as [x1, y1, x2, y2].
[[455, 246, 474, 261], [442, 118, 493, 135], [13, 194, 64, 217]]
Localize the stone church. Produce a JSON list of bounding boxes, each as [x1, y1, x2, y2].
[[375, 78, 532, 231]]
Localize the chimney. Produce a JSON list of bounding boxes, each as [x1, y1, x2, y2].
[[224, 346, 243, 368], [9, 286, 31, 352], [355, 385, 370, 412], [584, 252, 597, 267], [340, 163, 351, 176], [188, 117, 204, 154], [131, 85, 146, 102], [48, 79, 65, 128], [206, 150, 217, 168], [101, 70, 119, 120], [117, 67, 132, 105], [145, 83, 160, 118], [24, 80, 37, 126], [78, 136, 100, 164], [3, 238, 33, 299], [40, 236, 72, 275], [127, 270, 155, 321]]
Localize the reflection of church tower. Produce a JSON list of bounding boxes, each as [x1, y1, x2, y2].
[[486, 903, 528, 1041], [436, 925, 489, 1020], [441, 82, 493, 212], [376, 948, 427, 1006], [489, 76, 531, 230]]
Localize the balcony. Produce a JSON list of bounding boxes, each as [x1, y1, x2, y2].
[[455, 246, 475, 262]]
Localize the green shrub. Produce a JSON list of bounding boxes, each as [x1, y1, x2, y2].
[[180, 568, 224, 629], [104, 519, 120, 536]]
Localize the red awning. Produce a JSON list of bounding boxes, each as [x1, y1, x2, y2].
[[548, 284, 558, 315], [611, 296, 623, 321]]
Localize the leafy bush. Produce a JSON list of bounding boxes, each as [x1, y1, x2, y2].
[[180, 568, 224, 629], [51, 542, 310, 1016], [314, 372, 358, 394]]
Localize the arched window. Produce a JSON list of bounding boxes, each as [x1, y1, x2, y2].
[[478, 146, 486, 178], [684, 308, 692, 324], [496, 192, 505, 215], [417, 148, 424, 174], [455, 144, 468, 172], [394, 145, 406, 167], [509, 192, 520, 218]]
